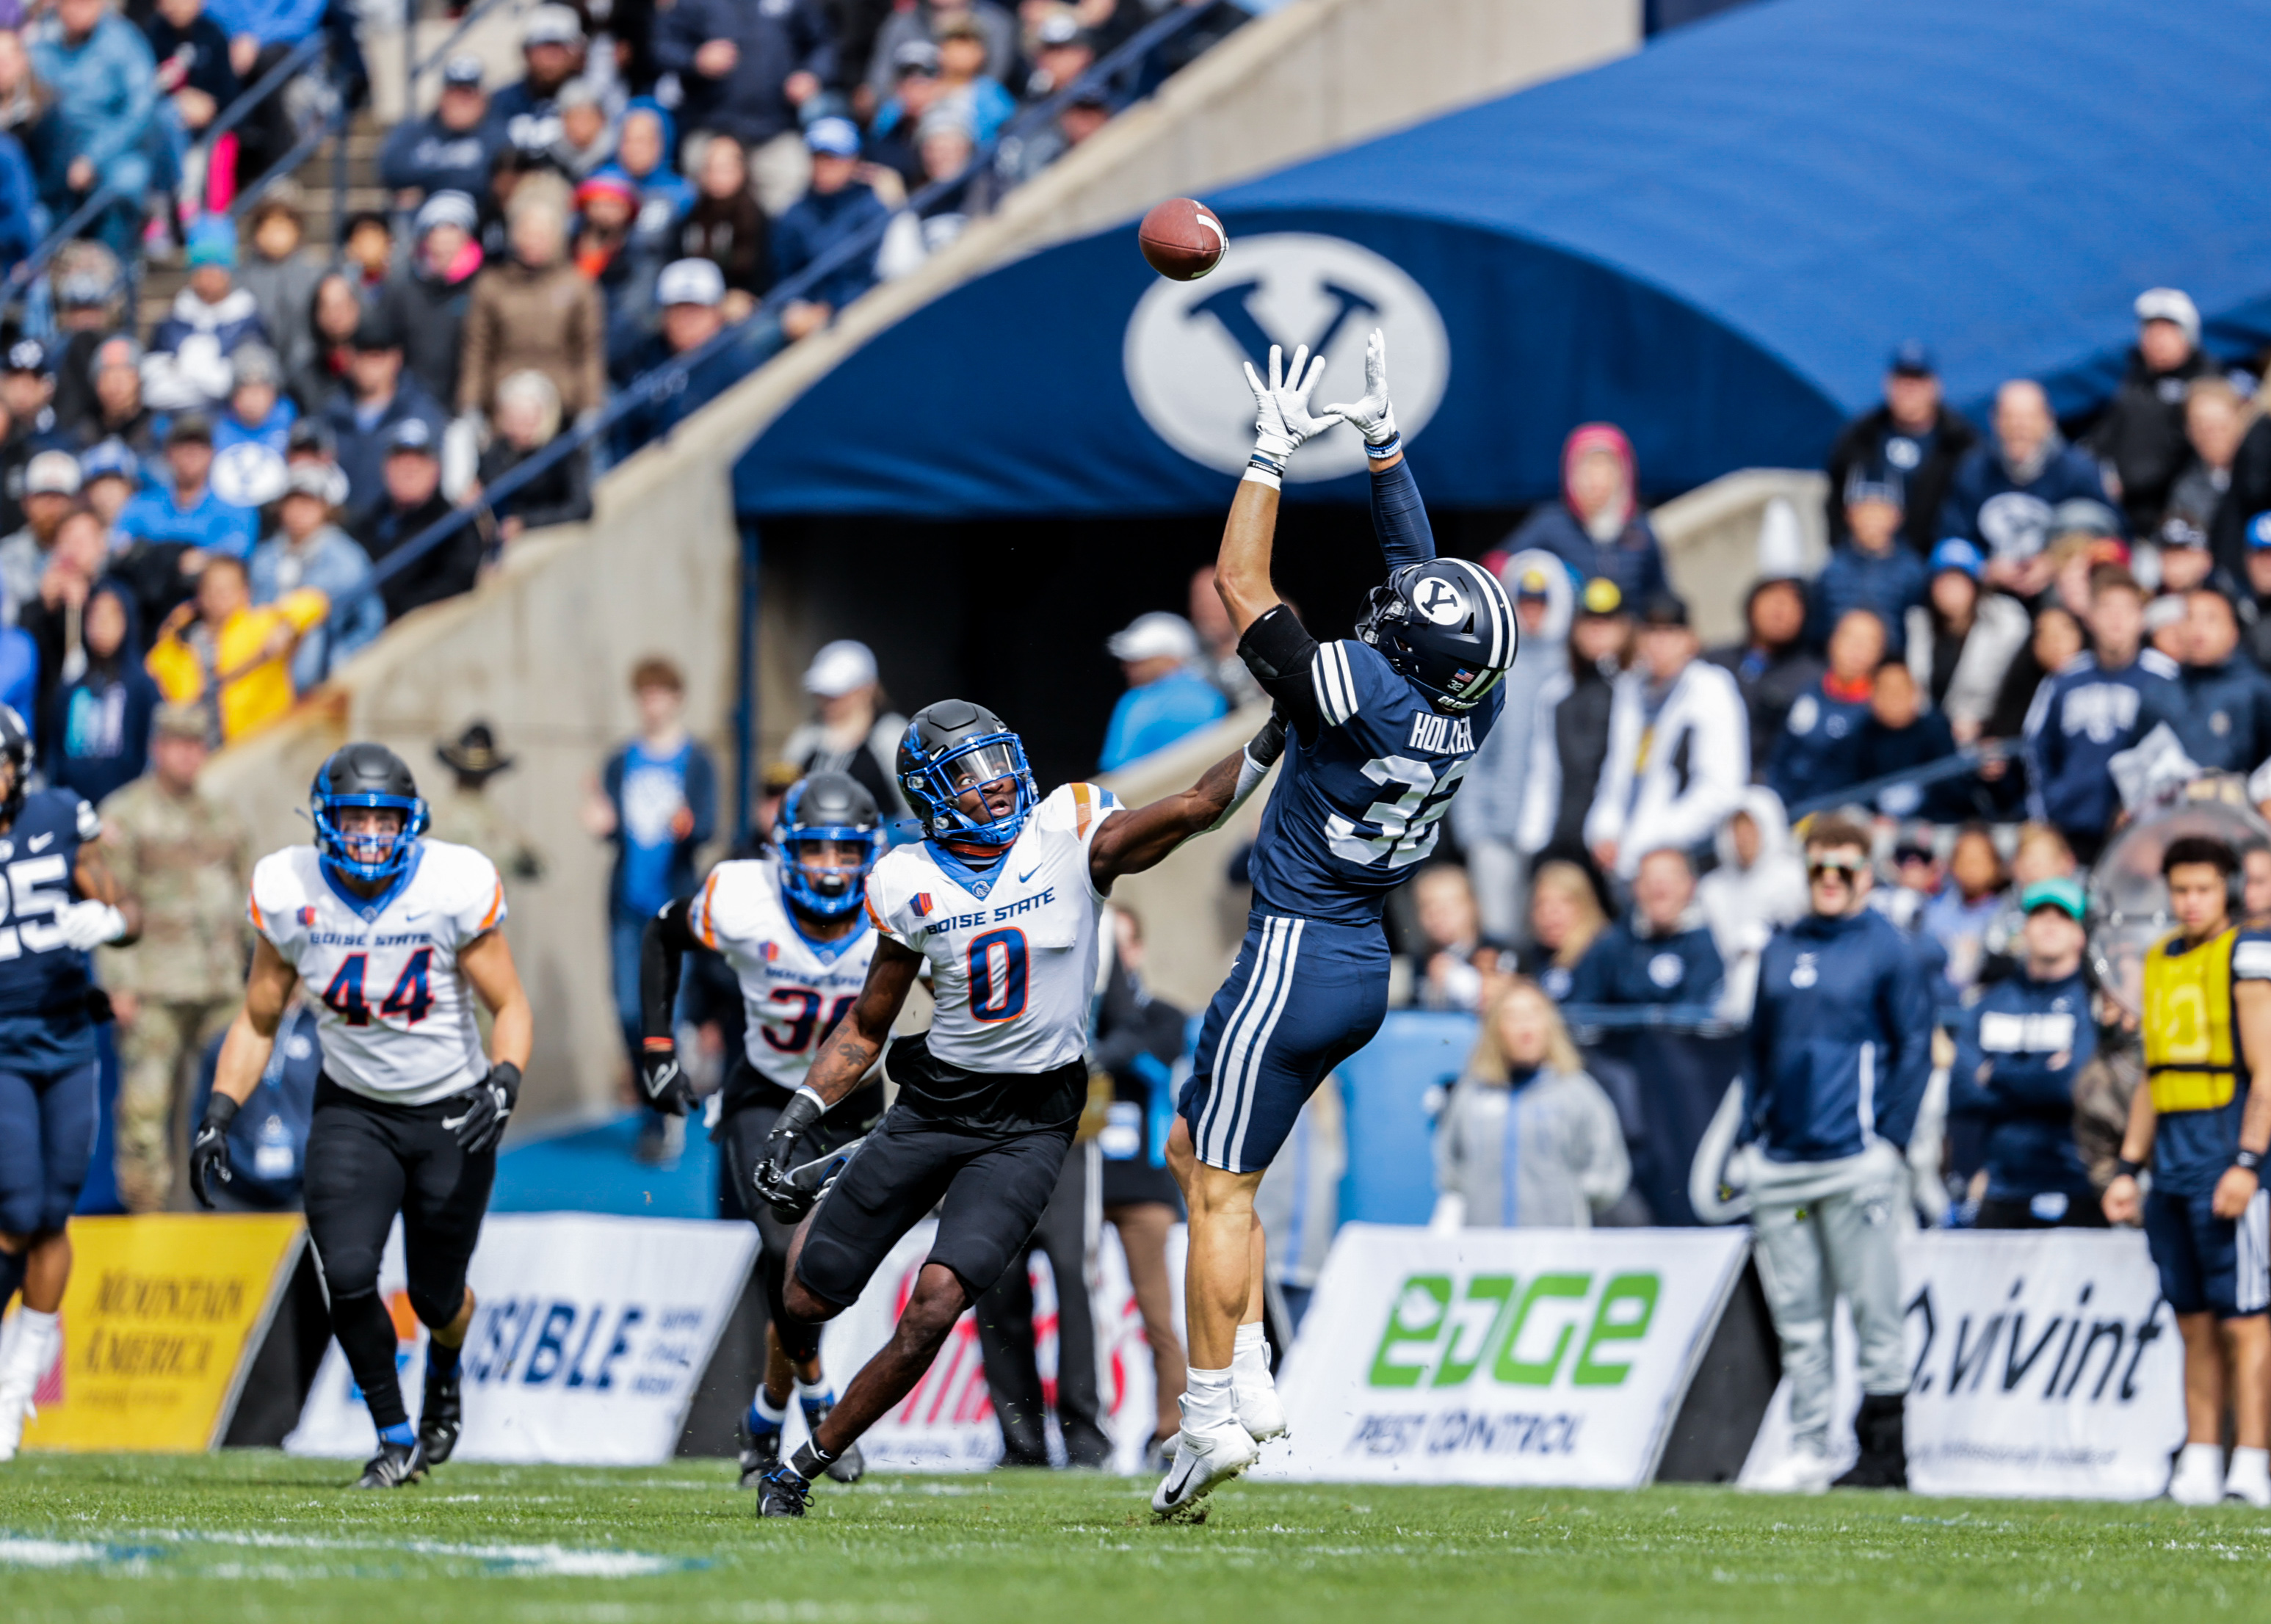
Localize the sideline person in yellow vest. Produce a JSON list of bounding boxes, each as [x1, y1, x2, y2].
[[2104, 834, 2271, 1507], [145, 556, 329, 745]]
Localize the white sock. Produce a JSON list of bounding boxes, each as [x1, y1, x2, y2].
[[3, 1309, 55, 1385], [2180, 1441, 2223, 1473], [751, 1387, 788, 1424], [1181, 1366, 1234, 1433], [2230, 1445, 2269, 1484], [1232, 1322, 1270, 1388]]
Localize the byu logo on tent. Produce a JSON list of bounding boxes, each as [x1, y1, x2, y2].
[[1123, 233, 1449, 483], [1416, 576, 1468, 626]]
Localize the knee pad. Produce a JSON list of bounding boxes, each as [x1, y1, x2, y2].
[[407, 1278, 468, 1331], [314, 1244, 383, 1304], [0, 1189, 42, 1241]]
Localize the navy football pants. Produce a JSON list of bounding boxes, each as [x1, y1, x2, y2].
[[0, 1062, 99, 1237]]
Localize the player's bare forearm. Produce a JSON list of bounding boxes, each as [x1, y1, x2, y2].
[[74, 847, 141, 943], [1088, 745, 1247, 885], [1214, 476, 1283, 635], [2119, 1071, 2159, 1164], [461, 930, 533, 1070], [805, 940, 921, 1106], [214, 940, 297, 1106], [2237, 983, 2271, 1155]]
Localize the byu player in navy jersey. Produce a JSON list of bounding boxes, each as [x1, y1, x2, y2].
[[1156, 333, 1515, 1515], [0, 704, 138, 1462]]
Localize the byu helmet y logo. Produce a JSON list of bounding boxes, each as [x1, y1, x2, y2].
[[1415, 576, 1468, 626]]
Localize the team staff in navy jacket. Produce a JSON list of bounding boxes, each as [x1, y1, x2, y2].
[[1948, 877, 2101, 1228], [1738, 815, 1933, 1495], [1567, 847, 1723, 1009], [2021, 565, 2180, 854]]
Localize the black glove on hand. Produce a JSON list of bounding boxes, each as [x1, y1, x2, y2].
[[751, 1089, 826, 1220], [450, 1060, 522, 1155], [189, 1092, 238, 1209], [641, 1038, 692, 1116]]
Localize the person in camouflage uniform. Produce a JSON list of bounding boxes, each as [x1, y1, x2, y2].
[[425, 722, 545, 882], [95, 704, 253, 1211]]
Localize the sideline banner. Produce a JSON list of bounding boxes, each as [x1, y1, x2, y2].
[[817, 1217, 1184, 1474], [1261, 1224, 1750, 1486], [1742, 1229, 2184, 1499], [286, 1214, 756, 1464], [10, 1214, 305, 1451]]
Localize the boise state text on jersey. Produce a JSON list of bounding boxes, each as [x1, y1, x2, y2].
[[688, 853, 878, 1099], [1248, 637, 1502, 927], [865, 781, 1119, 1075], [250, 839, 507, 1105], [0, 789, 105, 1068]]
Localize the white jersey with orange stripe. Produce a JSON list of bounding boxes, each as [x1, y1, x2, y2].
[[864, 781, 1119, 1076], [686, 855, 878, 1090], [249, 839, 506, 1105]]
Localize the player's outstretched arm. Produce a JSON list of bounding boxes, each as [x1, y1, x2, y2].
[[194, 937, 299, 1207], [1089, 716, 1288, 888], [1215, 343, 1337, 637], [637, 899, 700, 1115], [1323, 327, 1436, 568]]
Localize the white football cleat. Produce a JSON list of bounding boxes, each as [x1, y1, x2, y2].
[[1744, 1445, 1834, 1495], [1236, 1374, 1288, 1445], [0, 1376, 37, 1465], [2170, 1443, 2225, 1507], [1151, 1418, 1259, 1518]]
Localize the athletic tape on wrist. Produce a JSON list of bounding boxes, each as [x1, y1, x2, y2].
[[1242, 463, 1282, 490]]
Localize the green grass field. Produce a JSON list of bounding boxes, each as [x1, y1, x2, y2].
[[4, 1454, 2268, 1624]]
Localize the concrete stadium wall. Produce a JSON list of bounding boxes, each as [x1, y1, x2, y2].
[[203, 0, 1640, 1120], [1654, 470, 1831, 646]]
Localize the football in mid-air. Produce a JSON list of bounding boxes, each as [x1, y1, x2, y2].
[[1138, 197, 1227, 280]]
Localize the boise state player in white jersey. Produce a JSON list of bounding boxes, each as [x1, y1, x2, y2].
[[0, 706, 137, 1462], [637, 772, 886, 1489], [738, 697, 1281, 1515], [192, 743, 533, 1490], [1156, 332, 1516, 1515]]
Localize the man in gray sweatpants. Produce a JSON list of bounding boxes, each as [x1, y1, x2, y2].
[[1738, 814, 1935, 1493]]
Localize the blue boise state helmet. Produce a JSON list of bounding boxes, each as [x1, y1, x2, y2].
[[777, 772, 883, 919], [897, 699, 1039, 848], [311, 742, 428, 886], [1356, 558, 1516, 714]]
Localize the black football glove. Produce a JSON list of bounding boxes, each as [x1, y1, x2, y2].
[[641, 1038, 693, 1116], [448, 1060, 522, 1155], [189, 1092, 237, 1209], [751, 1089, 826, 1221]]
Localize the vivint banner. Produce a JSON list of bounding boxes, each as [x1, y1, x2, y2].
[[287, 1214, 756, 1464], [1261, 1225, 1750, 1487], [1743, 1229, 2184, 1499]]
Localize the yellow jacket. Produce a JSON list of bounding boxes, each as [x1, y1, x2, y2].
[[146, 589, 330, 742]]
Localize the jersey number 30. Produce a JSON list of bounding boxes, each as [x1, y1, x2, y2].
[[1328, 755, 1469, 869], [322, 949, 435, 1026]]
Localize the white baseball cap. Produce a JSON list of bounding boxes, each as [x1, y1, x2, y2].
[[24, 449, 80, 496], [524, 4, 584, 46], [803, 639, 878, 697], [656, 257, 725, 309], [2134, 286, 2201, 344], [1107, 611, 1198, 664]]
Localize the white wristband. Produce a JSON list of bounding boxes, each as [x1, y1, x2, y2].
[[1242, 465, 1281, 491]]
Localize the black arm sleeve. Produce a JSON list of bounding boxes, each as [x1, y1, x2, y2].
[[1236, 603, 1323, 739], [640, 897, 700, 1044]]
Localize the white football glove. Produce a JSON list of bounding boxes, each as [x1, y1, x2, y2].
[[57, 900, 127, 951], [1322, 327, 1397, 451], [1243, 343, 1338, 476]]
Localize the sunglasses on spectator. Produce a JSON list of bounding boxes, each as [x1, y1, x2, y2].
[[1808, 859, 1864, 882]]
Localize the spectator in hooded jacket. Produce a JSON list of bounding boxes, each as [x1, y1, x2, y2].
[[0, 129, 35, 293], [145, 218, 272, 413], [43, 576, 153, 803], [1502, 422, 1667, 607], [1585, 592, 1747, 882], [652, 0, 830, 216], [1942, 380, 2117, 596], [1707, 575, 1820, 774], [1825, 341, 1977, 557], [1949, 875, 2102, 1230], [2176, 586, 2271, 775], [1698, 787, 1806, 1021], [2022, 564, 2181, 855], [1452, 551, 1568, 942], [380, 54, 502, 209], [1808, 467, 1928, 655], [1568, 847, 1724, 1010], [1768, 608, 1883, 816], [2088, 289, 2214, 539], [1519, 577, 1628, 863], [1739, 815, 1933, 1493], [1904, 538, 2029, 746], [459, 185, 607, 421], [614, 98, 691, 255], [29, 0, 157, 258], [773, 118, 888, 342], [374, 190, 483, 409], [322, 309, 446, 524], [1432, 979, 1629, 1230]]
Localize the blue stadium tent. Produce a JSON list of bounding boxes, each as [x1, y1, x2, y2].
[[736, 0, 2271, 519]]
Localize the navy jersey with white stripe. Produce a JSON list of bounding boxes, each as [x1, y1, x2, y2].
[[0, 788, 104, 1069]]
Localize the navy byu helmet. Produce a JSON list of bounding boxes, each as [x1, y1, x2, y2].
[[777, 771, 883, 919], [897, 699, 1039, 847], [1355, 558, 1516, 713], [310, 742, 429, 886], [0, 703, 29, 819]]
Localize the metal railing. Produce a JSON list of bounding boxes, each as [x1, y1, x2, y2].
[[1784, 739, 2018, 822], [307, 0, 1244, 678]]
